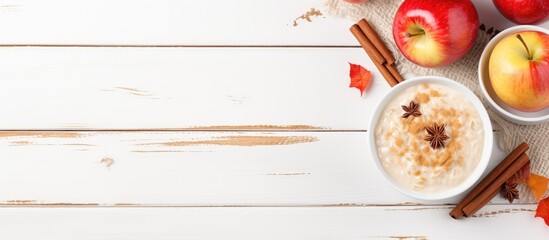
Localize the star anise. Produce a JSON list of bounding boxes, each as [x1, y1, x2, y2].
[[424, 123, 449, 149], [501, 183, 519, 203], [401, 101, 422, 118]]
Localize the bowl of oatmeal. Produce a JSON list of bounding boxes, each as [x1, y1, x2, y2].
[[368, 76, 492, 200]]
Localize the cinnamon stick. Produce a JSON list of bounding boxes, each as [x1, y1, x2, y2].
[[350, 24, 386, 65], [357, 19, 396, 65], [350, 20, 404, 86], [462, 153, 530, 217], [350, 24, 398, 87], [465, 187, 500, 217], [449, 142, 529, 219], [373, 56, 398, 87], [385, 63, 404, 83]]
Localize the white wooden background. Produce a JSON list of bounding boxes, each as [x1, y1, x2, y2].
[[0, 0, 548, 239]]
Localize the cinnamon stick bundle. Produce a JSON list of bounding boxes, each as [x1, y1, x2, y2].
[[450, 142, 529, 219], [463, 153, 530, 217], [357, 19, 396, 66], [350, 19, 403, 87]]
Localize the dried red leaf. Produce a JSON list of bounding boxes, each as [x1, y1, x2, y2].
[[536, 197, 549, 226], [348, 62, 371, 96], [527, 173, 549, 201], [506, 160, 530, 186]]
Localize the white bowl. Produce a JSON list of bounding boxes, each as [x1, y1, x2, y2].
[[368, 76, 493, 200], [478, 25, 549, 125]]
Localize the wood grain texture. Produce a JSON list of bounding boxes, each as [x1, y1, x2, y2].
[[1, 0, 548, 236], [0, 47, 389, 130], [145, 135, 319, 147], [0, 0, 352, 46], [0, 131, 522, 206], [1, 0, 547, 46], [0, 206, 546, 239]]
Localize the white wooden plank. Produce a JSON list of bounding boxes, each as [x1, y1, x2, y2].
[[0, 0, 353, 45], [0, 205, 546, 239], [1, 0, 548, 45], [0, 131, 518, 206], [0, 47, 390, 130]]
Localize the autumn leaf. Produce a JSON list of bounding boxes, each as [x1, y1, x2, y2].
[[349, 62, 372, 96], [506, 160, 530, 186], [527, 173, 549, 201], [535, 197, 549, 226]]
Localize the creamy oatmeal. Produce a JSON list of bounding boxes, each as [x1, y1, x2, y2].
[[375, 83, 484, 194]]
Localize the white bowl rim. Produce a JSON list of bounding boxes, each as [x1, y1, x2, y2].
[[368, 76, 493, 200], [478, 25, 549, 124]]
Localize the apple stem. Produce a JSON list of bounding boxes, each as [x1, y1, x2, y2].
[[406, 30, 425, 38], [516, 34, 532, 60]]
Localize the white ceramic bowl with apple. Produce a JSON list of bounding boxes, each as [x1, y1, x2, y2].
[[478, 25, 549, 125]]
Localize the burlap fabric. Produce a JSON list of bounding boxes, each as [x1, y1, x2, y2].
[[323, 0, 549, 201]]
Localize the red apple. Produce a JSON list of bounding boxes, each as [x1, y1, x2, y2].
[[392, 0, 479, 68], [493, 0, 549, 24], [489, 31, 549, 111]]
